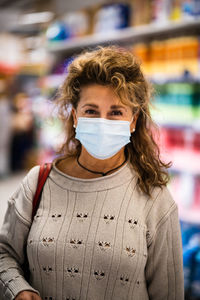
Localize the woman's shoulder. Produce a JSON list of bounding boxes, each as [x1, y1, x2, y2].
[[151, 184, 176, 211], [5, 166, 41, 226], [22, 165, 40, 195], [22, 165, 40, 190], [133, 179, 176, 212], [144, 185, 178, 233]]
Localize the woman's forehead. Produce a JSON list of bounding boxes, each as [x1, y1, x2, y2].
[[80, 84, 117, 96], [79, 84, 126, 106]]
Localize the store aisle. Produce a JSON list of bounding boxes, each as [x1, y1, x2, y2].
[[0, 172, 26, 228]]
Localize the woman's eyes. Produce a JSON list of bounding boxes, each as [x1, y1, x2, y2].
[[84, 109, 123, 116], [109, 110, 123, 116], [85, 109, 98, 115]]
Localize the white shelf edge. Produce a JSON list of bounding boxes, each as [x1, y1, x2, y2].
[[154, 120, 200, 131], [179, 208, 200, 225], [46, 19, 200, 53], [169, 167, 200, 176], [163, 149, 200, 175]]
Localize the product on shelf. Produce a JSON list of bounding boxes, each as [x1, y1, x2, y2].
[[62, 10, 91, 38], [46, 21, 70, 41], [39, 74, 66, 98], [165, 36, 199, 78], [181, 221, 200, 299], [159, 124, 200, 225], [151, 82, 200, 125], [132, 36, 200, 81], [181, 0, 200, 19], [152, 0, 200, 22], [131, 0, 151, 26], [191, 250, 200, 298], [93, 3, 131, 33], [170, 0, 182, 20], [31, 93, 65, 165], [151, 0, 173, 23], [0, 34, 23, 74]]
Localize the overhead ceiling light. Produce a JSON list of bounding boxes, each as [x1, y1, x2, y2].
[[19, 11, 54, 25]]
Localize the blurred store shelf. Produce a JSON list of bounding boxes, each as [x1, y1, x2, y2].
[[47, 19, 200, 54]]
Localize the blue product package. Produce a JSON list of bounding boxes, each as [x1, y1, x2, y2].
[[193, 0, 200, 17], [94, 3, 131, 33], [181, 221, 200, 248], [46, 22, 70, 41], [191, 250, 200, 298], [181, 222, 200, 292], [183, 243, 198, 290], [182, 0, 200, 18]]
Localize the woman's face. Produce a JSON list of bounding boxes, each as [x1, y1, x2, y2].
[[72, 84, 138, 132]]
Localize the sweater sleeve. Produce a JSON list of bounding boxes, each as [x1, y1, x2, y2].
[[145, 204, 184, 300], [0, 166, 40, 300]]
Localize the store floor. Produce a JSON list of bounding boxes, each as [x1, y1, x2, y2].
[[0, 172, 26, 228]]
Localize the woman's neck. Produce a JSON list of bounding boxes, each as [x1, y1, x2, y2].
[[56, 147, 127, 179], [78, 146, 126, 174]]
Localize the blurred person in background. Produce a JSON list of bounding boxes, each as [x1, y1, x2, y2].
[[0, 76, 12, 178], [0, 46, 184, 300], [10, 92, 34, 171]]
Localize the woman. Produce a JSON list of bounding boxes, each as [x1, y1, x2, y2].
[[0, 46, 184, 300]]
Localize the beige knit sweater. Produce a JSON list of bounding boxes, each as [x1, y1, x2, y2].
[[0, 159, 184, 300]]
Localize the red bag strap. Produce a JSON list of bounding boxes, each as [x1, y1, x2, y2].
[[32, 163, 52, 221]]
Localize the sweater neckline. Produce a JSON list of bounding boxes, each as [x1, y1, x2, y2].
[[50, 157, 137, 192]]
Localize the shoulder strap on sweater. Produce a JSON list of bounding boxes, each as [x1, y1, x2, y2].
[[32, 163, 52, 221]]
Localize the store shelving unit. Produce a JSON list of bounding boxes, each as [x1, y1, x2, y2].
[[47, 19, 200, 54]]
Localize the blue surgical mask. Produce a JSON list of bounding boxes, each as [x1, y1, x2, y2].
[[75, 117, 133, 160]]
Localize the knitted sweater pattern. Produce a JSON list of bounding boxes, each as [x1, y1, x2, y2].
[[0, 160, 184, 300]]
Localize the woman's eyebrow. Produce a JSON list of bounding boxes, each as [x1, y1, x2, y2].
[[81, 104, 127, 111], [81, 103, 99, 108], [110, 105, 127, 111]]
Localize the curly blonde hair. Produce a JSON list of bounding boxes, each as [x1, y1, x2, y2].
[[56, 46, 171, 196]]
